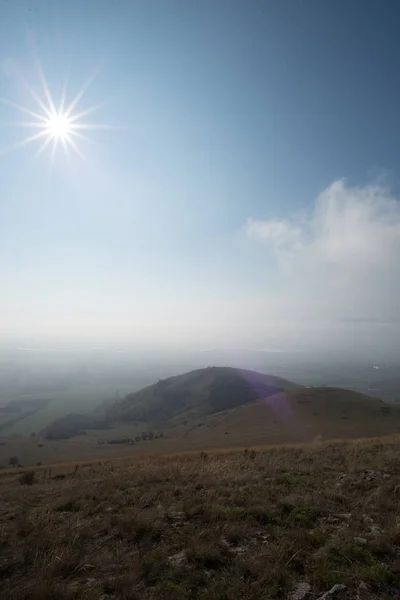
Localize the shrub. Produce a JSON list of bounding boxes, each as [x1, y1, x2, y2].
[[19, 471, 36, 485], [289, 505, 320, 527], [56, 499, 80, 512], [359, 563, 393, 584]]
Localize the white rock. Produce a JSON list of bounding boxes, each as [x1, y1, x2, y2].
[[362, 514, 374, 524], [170, 511, 186, 520], [354, 537, 367, 545], [290, 582, 311, 600], [221, 536, 247, 554], [316, 584, 347, 600], [254, 529, 270, 542], [369, 525, 381, 535], [168, 550, 186, 567]]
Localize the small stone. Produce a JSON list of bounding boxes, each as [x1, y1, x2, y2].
[[362, 514, 374, 524], [368, 524, 381, 535], [254, 529, 270, 541], [325, 516, 340, 524], [220, 536, 246, 554], [316, 584, 347, 600], [354, 537, 367, 545], [168, 550, 186, 567], [290, 582, 311, 600], [169, 511, 186, 520], [337, 513, 351, 520]]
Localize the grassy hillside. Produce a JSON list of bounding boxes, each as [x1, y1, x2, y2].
[[3, 383, 400, 468], [172, 386, 400, 448], [1, 437, 400, 599], [108, 367, 296, 424]]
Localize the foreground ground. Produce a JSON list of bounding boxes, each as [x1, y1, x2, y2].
[[0, 438, 400, 599]]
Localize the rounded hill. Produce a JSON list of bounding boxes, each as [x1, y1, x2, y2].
[[107, 366, 297, 425]]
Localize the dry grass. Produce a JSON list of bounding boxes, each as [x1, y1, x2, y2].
[[1, 437, 400, 599]]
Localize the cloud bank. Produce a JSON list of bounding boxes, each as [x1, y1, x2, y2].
[[245, 179, 400, 325]]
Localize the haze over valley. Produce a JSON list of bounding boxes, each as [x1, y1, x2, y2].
[[1, 342, 400, 468]]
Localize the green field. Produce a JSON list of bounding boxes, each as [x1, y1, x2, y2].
[[0, 383, 136, 437]]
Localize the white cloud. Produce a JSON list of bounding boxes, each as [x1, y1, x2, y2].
[[245, 218, 302, 248], [245, 179, 400, 323]]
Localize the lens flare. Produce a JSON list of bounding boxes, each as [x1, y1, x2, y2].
[[0, 60, 111, 162]]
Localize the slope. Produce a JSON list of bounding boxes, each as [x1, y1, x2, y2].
[[166, 386, 400, 449], [1, 439, 400, 599]]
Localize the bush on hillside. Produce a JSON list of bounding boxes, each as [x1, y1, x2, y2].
[[19, 471, 35, 486]]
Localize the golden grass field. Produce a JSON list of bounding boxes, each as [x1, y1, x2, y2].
[[1, 436, 400, 599]]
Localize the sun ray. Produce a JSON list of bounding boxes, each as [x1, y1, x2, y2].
[[23, 81, 53, 119], [59, 73, 69, 115], [34, 134, 53, 158], [65, 134, 86, 161], [60, 135, 71, 162], [68, 129, 93, 144], [1, 129, 49, 155], [67, 102, 103, 123], [4, 121, 48, 128], [50, 135, 59, 167], [0, 97, 47, 122], [35, 58, 57, 116], [64, 69, 100, 119], [71, 123, 116, 131]]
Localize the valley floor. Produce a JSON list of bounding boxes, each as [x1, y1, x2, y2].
[[0, 438, 400, 599]]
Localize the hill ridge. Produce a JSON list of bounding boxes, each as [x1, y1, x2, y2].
[[40, 367, 400, 447], [107, 366, 297, 424]]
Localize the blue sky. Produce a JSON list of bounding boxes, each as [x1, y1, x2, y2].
[[1, 1, 400, 354]]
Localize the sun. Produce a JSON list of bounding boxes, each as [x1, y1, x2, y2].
[[0, 60, 110, 162], [44, 112, 72, 141]]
